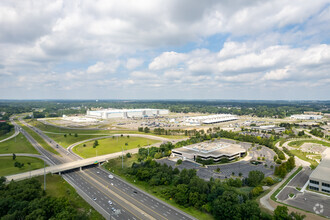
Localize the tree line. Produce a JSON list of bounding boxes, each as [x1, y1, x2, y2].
[[124, 159, 304, 219], [0, 177, 88, 219]]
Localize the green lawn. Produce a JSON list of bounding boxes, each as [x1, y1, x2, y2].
[[18, 122, 60, 156], [0, 156, 45, 176], [103, 155, 213, 220], [0, 133, 39, 154], [35, 174, 104, 220], [289, 149, 319, 168], [45, 133, 109, 148], [73, 136, 160, 158], [288, 140, 330, 148], [0, 129, 15, 141]]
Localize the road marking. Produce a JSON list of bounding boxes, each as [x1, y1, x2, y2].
[[82, 172, 151, 220], [86, 170, 167, 220]]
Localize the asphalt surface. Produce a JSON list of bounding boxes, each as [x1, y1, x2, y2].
[[158, 157, 274, 180], [13, 118, 195, 220], [277, 167, 330, 218]]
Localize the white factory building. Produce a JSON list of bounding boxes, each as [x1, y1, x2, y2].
[[309, 148, 330, 194], [290, 114, 323, 120], [86, 109, 169, 119], [185, 114, 238, 125]]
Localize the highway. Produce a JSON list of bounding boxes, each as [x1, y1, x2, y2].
[[12, 118, 194, 220]]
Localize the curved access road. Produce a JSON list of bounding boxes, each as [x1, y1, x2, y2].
[[0, 118, 20, 143], [0, 153, 54, 165]]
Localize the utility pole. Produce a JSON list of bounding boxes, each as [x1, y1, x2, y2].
[[121, 146, 124, 169], [43, 160, 46, 191]]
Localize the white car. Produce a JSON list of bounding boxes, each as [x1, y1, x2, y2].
[[108, 174, 113, 179], [93, 197, 97, 201], [108, 200, 112, 205]]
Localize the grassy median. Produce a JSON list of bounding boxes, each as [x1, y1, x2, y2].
[[18, 122, 60, 156]]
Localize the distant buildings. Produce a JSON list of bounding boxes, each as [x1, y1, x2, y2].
[[185, 114, 238, 125], [309, 148, 330, 194], [172, 141, 246, 162], [86, 109, 169, 119], [251, 125, 286, 133], [290, 114, 323, 120]]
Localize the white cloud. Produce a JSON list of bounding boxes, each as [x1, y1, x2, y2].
[[86, 61, 120, 75], [149, 51, 187, 70], [126, 58, 144, 70]]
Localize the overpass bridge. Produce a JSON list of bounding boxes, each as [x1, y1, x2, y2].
[[5, 150, 129, 182]]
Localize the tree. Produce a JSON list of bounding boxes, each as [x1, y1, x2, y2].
[[144, 127, 150, 133], [273, 206, 290, 220], [12, 153, 16, 160], [176, 159, 183, 165], [64, 134, 67, 138], [247, 170, 265, 187], [126, 153, 131, 158], [74, 133, 78, 137], [93, 140, 99, 148]]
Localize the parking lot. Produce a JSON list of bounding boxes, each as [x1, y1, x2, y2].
[[276, 168, 330, 218], [157, 158, 274, 180]]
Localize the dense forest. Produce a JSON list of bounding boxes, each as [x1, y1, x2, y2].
[[0, 100, 329, 119], [0, 177, 88, 219]]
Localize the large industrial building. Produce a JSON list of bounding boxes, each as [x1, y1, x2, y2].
[[290, 114, 323, 120], [86, 109, 169, 119], [172, 141, 246, 162], [251, 125, 286, 133], [309, 148, 330, 194], [185, 114, 238, 125]]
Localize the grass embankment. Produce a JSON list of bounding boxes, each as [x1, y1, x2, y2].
[[288, 140, 330, 148], [270, 166, 303, 201], [0, 129, 15, 141], [18, 122, 60, 156], [103, 155, 213, 220], [35, 174, 104, 220], [0, 156, 45, 176], [289, 150, 319, 168], [45, 133, 108, 148], [73, 136, 160, 158], [0, 133, 39, 154]]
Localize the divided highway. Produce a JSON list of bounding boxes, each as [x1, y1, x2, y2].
[[11, 118, 194, 220]]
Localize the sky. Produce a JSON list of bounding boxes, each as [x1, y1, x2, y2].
[[0, 0, 330, 100]]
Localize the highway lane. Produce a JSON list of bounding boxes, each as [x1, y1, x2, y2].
[[17, 118, 195, 220], [12, 119, 138, 219], [84, 167, 193, 220]]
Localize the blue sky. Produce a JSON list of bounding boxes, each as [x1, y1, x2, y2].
[[0, 0, 329, 100]]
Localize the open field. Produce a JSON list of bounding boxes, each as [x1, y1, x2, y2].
[[35, 174, 104, 220], [0, 129, 15, 141], [17, 121, 60, 155], [0, 133, 39, 154], [27, 119, 186, 139], [103, 155, 214, 220], [73, 136, 160, 158], [289, 149, 319, 168], [288, 140, 330, 148], [0, 156, 45, 176]]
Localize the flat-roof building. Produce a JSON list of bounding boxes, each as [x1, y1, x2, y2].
[[87, 109, 169, 119], [309, 148, 330, 194], [251, 125, 286, 133], [172, 141, 246, 162], [290, 114, 323, 120], [185, 114, 238, 125]]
